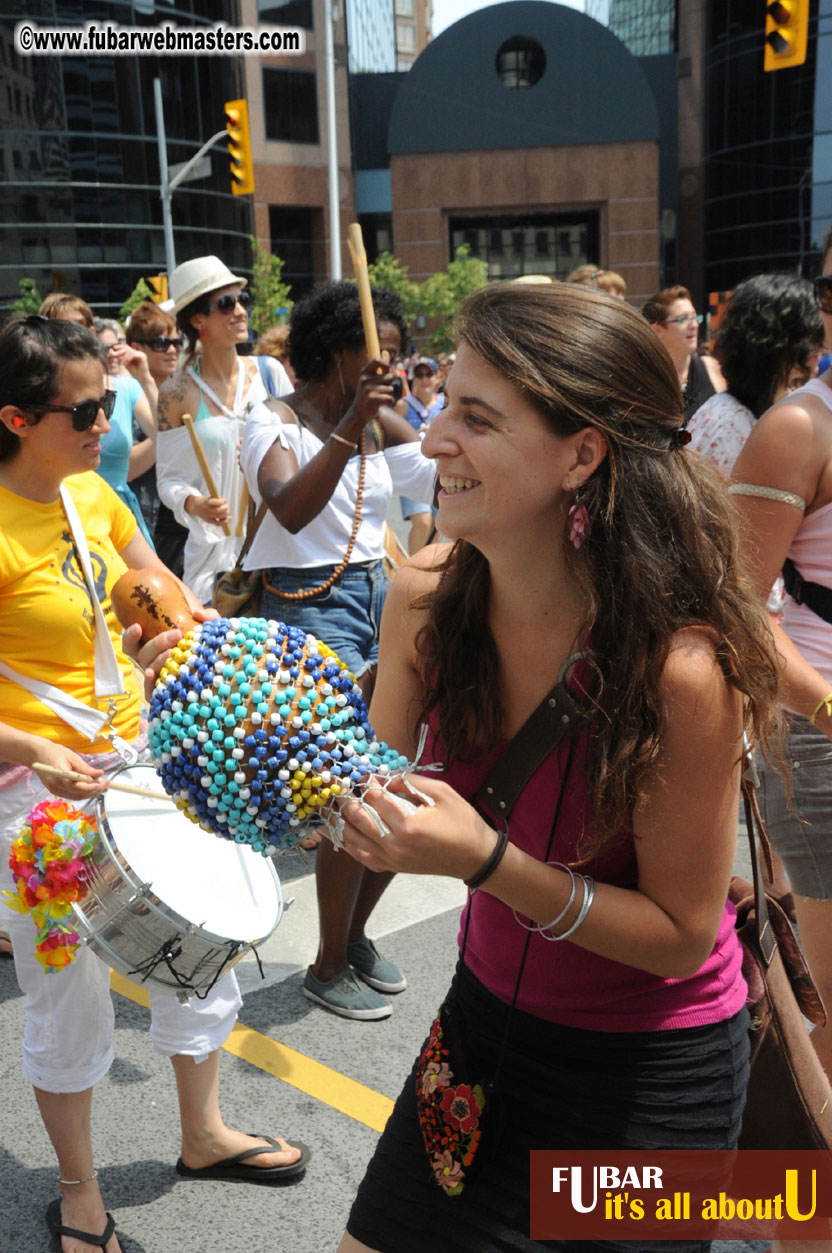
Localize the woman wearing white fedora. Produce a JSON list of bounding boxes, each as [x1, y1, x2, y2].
[[156, 255, 292, 604]]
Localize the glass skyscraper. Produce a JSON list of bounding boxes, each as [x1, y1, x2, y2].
[[585, 0, 676, 57], [346, 0, 396, 71], [0, 0, 248, 311]]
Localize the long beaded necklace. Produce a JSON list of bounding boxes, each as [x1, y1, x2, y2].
[[263, 429, 368, 602]]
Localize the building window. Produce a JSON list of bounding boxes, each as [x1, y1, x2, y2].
[[263, 68, 319, 144], [269, 204, 321, 296], [449, 211, 599, 281], [395, 0, 414, 13], [396, 21, 415, 50], [495, 36, 546, 89], [258, 0, 314, 31]]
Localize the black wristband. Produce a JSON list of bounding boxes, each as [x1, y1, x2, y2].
[[464, 824, 510, 891]]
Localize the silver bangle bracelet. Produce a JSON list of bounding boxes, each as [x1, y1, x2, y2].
[[547, 874, 596, 942], [536, 863, 578, 938]]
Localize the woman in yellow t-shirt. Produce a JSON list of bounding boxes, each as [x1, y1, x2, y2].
[[0, 317, 308, 1253]]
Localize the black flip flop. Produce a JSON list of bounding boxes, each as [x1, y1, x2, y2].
[[175, 1134, 310, 1184], [46, 1198, 116, 1251]]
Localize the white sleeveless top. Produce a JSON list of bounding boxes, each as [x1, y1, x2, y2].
[[239, 403, 436, 571]]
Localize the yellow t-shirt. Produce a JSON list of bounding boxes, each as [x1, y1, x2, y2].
[[0, 471, 142, 752]]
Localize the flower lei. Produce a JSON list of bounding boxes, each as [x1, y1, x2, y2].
[[416, 1012, 486, 1196], [3, 799, 98, 972]]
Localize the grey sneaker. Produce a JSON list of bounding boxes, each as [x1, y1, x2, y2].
[[302, 966, 392, 1020], [347, 937, 407, 994]]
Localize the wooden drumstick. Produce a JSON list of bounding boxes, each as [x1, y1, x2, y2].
[[347, 223, 381, 360], [32, 763, 169, 802], [236, 479, 250, 538], [182, 413, 232, 537]]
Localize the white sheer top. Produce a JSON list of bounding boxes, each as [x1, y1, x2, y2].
[[239, 404, 436, 571]]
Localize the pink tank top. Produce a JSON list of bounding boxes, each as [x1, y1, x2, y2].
[[780, 378, 832, 684], [427, 721, 747, 1033]]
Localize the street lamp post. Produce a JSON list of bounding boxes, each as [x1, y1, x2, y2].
[[154, 77, 229, 277]]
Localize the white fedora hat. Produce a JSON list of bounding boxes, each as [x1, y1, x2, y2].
[[170, 255, 247, 316]]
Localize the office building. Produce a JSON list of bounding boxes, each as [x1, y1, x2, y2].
[[586, 0, 676, 57], [0, 1, 248, 310]]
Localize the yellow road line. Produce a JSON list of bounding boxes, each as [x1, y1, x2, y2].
[[110, 971, 393, 1133]]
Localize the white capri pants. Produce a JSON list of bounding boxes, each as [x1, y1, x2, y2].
[[0, 765, 242, 1093]]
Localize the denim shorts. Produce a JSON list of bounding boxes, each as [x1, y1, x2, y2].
[[400, 497, 437, 521], [757, 712, 832, 899], [260, 559, 389, 679]]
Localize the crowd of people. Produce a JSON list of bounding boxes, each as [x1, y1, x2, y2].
[[2, 241, 832, 1252]]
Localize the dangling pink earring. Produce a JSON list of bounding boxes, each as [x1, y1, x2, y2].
[[567, 499, 591, 549]]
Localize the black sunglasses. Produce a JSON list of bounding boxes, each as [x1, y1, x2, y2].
[[207, 290, 251, 315], [134, 335, 183, 352], [814, 276, 832, 314], [25, 390, 116, 431]]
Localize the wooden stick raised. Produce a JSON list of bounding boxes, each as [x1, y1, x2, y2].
[[347, 222, 381, 360], [32, 763, 169, 802], [236, 480, 250, 538], [182, 413, 231, 536]]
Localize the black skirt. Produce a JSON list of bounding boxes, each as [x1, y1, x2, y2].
[[347, 963, 750, 1253]]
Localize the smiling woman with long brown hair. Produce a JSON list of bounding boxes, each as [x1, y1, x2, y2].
[[334, 281, 783, 1253]]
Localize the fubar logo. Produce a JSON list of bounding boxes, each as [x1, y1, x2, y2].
[[530, 1151, 832, 1241]]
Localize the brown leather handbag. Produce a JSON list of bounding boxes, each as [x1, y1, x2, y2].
[[734, 753, 832, 1150], [212, 503, 267, 618]]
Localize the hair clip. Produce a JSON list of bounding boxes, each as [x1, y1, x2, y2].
[[672, 428, 692, 448]]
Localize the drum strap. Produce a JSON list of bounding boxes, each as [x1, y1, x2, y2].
[[59, 484, 127, 701]]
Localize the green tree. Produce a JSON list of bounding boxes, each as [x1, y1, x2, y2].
[[420, 244, 488, 354], [10, 277, 42, 316], [249, 236, 293, 335], [367, 251, 421, 324], [120, 278, 155, 325]]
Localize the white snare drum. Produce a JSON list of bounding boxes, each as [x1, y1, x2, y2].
[[73, 764, 283, 999]]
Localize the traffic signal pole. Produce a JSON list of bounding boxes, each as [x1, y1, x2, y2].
[[153, 77, 227, 275]]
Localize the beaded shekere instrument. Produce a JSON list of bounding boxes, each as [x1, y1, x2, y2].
[[111, 568, 409, 854]]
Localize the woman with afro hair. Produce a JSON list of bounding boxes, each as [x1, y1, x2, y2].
[[240, 279, 436, 1021]]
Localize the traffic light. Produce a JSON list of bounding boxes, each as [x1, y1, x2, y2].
[[146, 274, 169, 304], [224, 98, 254, 196], [764, 0, 810, 71]]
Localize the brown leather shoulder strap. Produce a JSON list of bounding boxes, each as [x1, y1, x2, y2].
[[475, 674, 590, 823]]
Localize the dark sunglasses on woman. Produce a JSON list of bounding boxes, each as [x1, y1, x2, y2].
[[133, 336, 184, 352], [23, 390, 117, 431], [814, 276, 832, 314], [207, 290, 251, 315]]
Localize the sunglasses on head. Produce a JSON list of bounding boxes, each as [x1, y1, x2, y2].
[[134, 335, 183, 352], [207, 290, 251, 315], [814, 276, 832, 314], [25, 390, 116, 431], [413, 368, 434, 378]]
